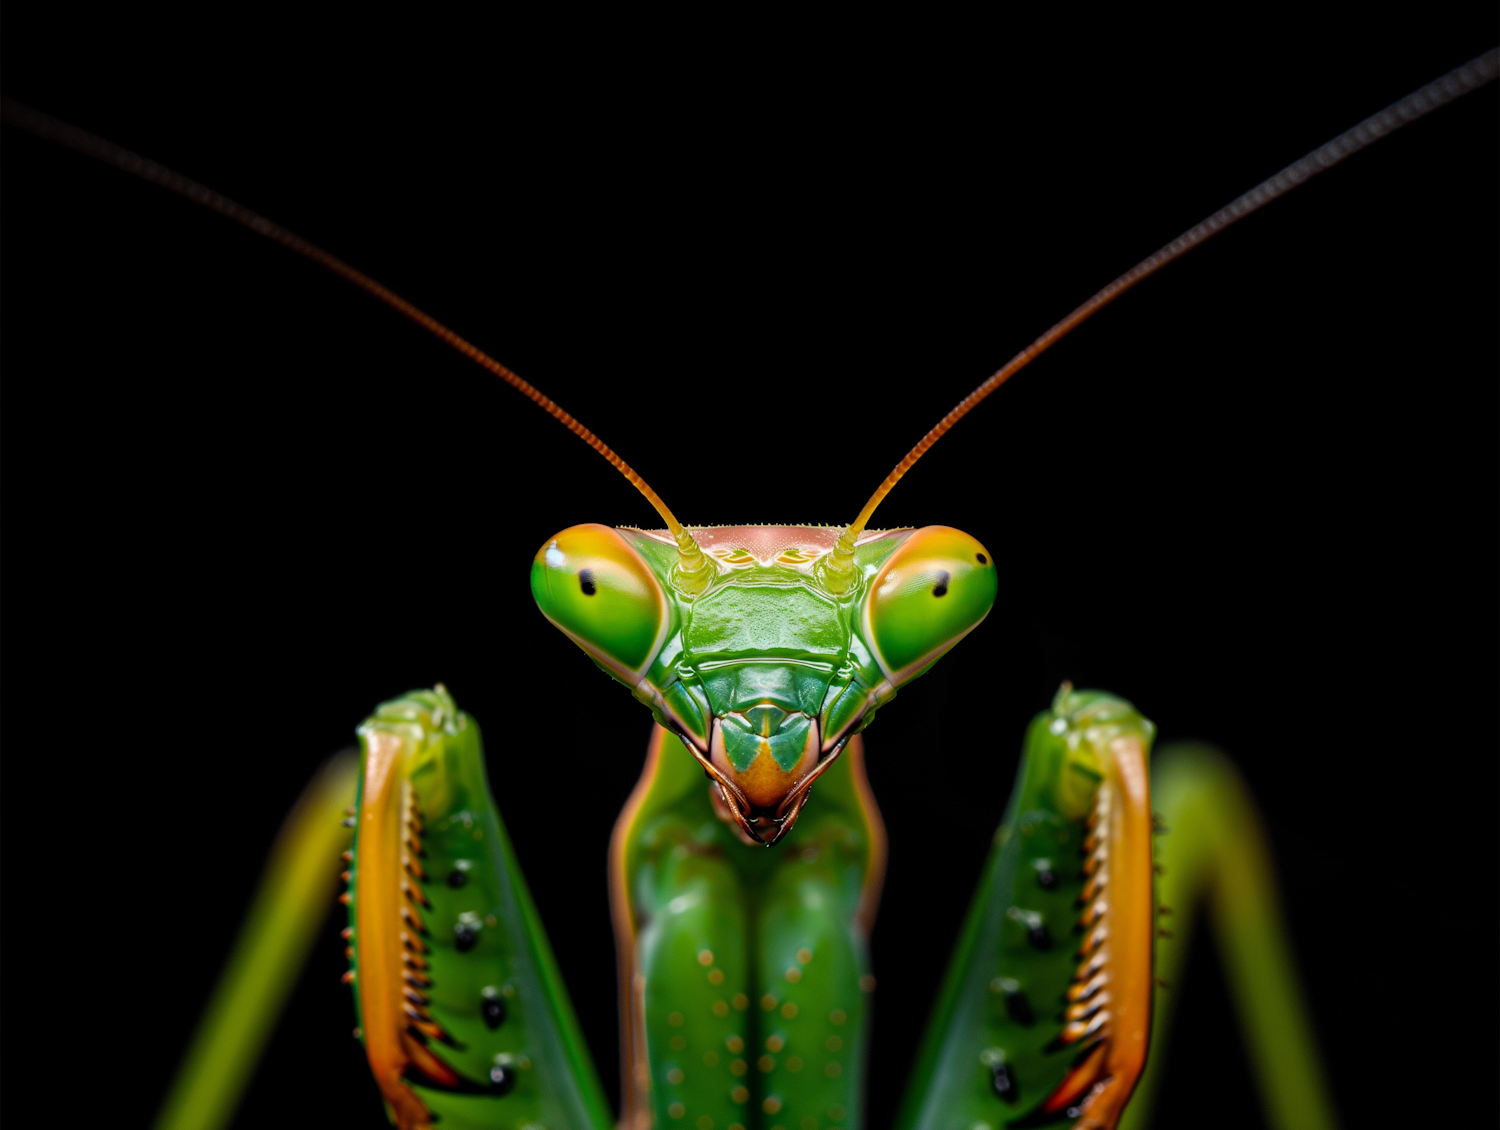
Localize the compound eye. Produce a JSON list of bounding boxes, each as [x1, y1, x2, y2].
[[864, 525, 997, 681], [531, 524, 667, 678]]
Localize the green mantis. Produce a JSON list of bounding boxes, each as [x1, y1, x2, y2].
[[2, 24, 1500, 1128]]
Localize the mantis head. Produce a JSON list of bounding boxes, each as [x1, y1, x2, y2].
[[532, 522, 996, 845]]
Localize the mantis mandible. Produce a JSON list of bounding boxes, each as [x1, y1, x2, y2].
[[0, 28, 1494, 1128]]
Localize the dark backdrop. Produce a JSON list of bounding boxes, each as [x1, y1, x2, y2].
[[3, 12, 1495, 1129]]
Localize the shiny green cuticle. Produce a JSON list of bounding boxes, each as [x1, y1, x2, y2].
[[719, 710, 812, 771], [867, 527, 997, 676], [531, 525, 666, 674]]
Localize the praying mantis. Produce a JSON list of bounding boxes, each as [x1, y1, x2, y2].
[[3, 21, 1496, 1130]]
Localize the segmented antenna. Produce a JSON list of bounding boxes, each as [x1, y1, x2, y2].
[[0, 97, 709, 575], [823, 47, 1499, 584]]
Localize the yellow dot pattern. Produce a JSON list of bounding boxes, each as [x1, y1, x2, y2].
[[624, 769, 880, 1128], [645, 926, 755, 1126], [745, 908, 870, 1128]]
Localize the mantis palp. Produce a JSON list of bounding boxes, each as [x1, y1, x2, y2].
[[5, 24, 1494, 1128]]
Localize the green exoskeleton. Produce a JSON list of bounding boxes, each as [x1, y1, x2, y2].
[[8, 43, 1492, 1130], [336, 51, 1497, 1126], [342, 478, 1163, 1125]]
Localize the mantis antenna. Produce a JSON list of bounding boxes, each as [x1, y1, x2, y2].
[[822, 46, 1499, 590], [0, 97, 711, 580]]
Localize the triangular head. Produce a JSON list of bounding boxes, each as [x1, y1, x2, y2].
[[532, 523, 996, 844]]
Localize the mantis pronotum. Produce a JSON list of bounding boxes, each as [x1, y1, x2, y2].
[[4, 21, 1495, 1130]]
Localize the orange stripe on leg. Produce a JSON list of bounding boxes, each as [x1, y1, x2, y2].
[[354, 730, 434, 1130], [1073, 734, 1155, 1130], [1039, 1040, 1108, 1117]]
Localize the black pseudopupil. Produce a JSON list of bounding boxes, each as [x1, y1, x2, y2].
[[976, 553, 988, 564], [932, 569, 951, 597], [579, 568, 597, 596]]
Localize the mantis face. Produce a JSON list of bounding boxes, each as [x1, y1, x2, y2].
[[532, 523, 997, 844]]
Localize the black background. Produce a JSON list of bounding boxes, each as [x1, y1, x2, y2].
[[3, 11, 1495, 1129]]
